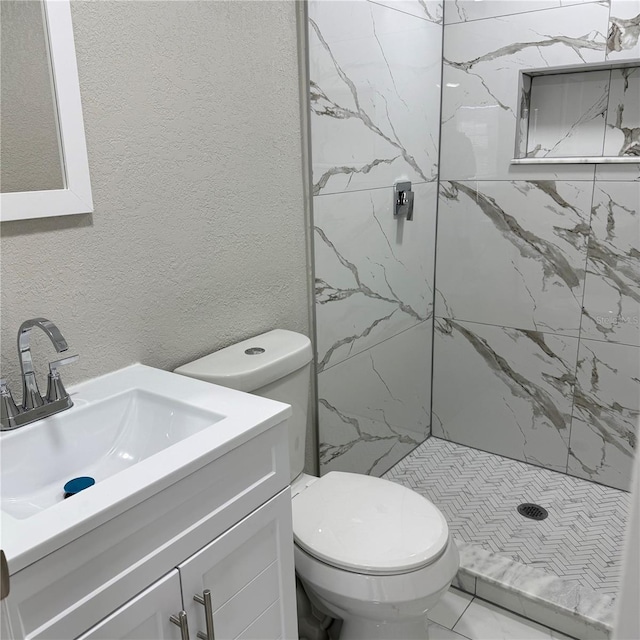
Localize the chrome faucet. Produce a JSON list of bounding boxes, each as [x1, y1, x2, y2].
[[18, 318, 69, 410], [1, 318, 78, 431]]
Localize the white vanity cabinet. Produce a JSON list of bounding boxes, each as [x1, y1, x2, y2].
[[2, 421, 298, 640], [179, 490, 294, 640], [76, 571, 183, 640], [76, 490, 295, 640]]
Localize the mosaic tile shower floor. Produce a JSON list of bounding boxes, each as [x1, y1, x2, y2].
[[384, 437, 630, 596]]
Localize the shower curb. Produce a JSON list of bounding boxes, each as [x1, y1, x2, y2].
[[452, 539, 615, 640]]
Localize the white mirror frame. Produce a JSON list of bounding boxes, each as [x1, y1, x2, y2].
[[0, 0, 93, 222]]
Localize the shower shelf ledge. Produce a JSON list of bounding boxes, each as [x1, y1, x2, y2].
[[513, 58, 640, 165]]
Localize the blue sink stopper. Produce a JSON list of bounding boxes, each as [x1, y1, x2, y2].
[[64, 476, 95, 498]]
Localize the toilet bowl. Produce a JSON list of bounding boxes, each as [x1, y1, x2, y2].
[[175, 330, 459, 639], [291, 471, 459, 639], [295, 543, 458, 639]]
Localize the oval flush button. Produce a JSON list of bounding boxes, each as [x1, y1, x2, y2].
[[244, 347, 265, 355]]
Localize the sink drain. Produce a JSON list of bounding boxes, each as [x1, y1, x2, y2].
[[517, 503, 548, 521], [64, 476, 95, 498]]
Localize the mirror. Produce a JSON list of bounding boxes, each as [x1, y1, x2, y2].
[[0, 0, 93, 222], [1, 0, 64, 193]]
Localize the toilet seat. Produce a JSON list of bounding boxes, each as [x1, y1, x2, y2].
[[292, 471, 449, 576]]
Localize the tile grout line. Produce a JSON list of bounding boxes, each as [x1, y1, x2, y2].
[[366, 0, 442, 25], [313, 170, 640, 199], [450, 602, 474, 640], [430, 0, 447, 446], [563, 166, 601, 475], [605, 0, 614, 62], [316, 175, 626, 199], [318, 316, 433, 374], [431, 314, 640, 348], [297, 0, 322, 477], [433, 315, 581, 340], [314, 178, 434, 198], [599, 68, 614, 158], [451, 593, 475, 630], [443, 0, 606, 27]]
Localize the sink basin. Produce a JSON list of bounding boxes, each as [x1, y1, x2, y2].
[[0, 364, 291, 572], [1, 389, 223, 519]]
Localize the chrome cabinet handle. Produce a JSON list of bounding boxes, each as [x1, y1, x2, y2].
[[169, 610, 190, 640], [194, 589, 215, 640]]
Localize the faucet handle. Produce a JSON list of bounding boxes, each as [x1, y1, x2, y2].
[[46, 355, 78, 403], [49, 354, 79, 377], [1, 379, 21, 429]]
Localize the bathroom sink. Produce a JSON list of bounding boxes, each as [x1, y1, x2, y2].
[[1, 389, 223, 519], [0, 364, 291, 571]]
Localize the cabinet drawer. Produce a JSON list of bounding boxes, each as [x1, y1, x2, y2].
[[180, 489, 297, 640], [5, 422, 289, 640]]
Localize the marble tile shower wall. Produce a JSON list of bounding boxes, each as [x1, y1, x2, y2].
[[309, 0, 443, 476], [433, 0, 640, 490]]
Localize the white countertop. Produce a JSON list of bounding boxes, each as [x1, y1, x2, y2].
[[0, 364, 291, 574]]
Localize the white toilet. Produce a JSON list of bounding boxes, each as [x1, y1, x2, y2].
[[175, 329, 459, 640]]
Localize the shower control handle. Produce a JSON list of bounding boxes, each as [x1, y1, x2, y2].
[[394, 181, 414, 221]]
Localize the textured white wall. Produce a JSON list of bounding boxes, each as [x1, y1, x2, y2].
[[1, 1, 310, 394]]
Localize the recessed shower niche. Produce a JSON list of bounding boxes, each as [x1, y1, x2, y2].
[[513, 59, 640, 164]]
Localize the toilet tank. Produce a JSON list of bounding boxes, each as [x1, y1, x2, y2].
[[174, 330, 313, 482]]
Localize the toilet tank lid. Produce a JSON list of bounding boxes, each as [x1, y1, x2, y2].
[[174, 329, 313, 392]]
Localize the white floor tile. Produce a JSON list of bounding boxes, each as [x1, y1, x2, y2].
[[427, 588, 474, 629], [475, 582, 606, 640], [452, 600, 575, 640], [428, 621, 471, 640]]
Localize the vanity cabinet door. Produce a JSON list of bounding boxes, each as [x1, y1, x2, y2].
[[76, 570, 183, 640], [179, 488, 297, 640]]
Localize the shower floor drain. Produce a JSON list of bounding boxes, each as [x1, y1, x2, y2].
[[517, 503, 548, 521]]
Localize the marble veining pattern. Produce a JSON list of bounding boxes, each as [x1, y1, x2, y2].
[[580, 181, 640, 346], [384, 437, 630, 635], [603, 67, 640, 157], [440, 2, 609, 180], [435, 181, 592, 335], [432, 319, 579, 471], [567, 338, 640, 490], [607, 0, 640, 59], [318, 321, 432, 476], [453, 543, 616, 638], [314, 183, 437, 371], [309, 0, 442, 194]]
